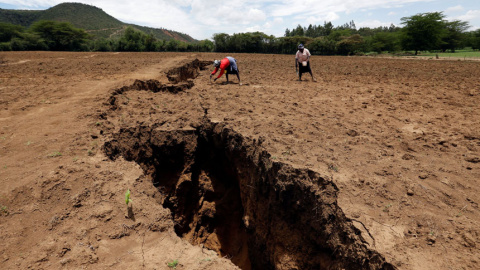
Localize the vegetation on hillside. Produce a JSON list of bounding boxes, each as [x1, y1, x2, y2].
[[0, 9, 41, 26], [0, 21, 212, 52], [0, 3, 195, 42]]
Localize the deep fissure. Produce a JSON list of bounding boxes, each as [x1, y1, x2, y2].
[[106, 59, 211, 110], [104, 122, 395, 270]]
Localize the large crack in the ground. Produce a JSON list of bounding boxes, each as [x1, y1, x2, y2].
[[103, 121, 395, 270], [106, 59, 210, 110], [101, 59, 395, 270]]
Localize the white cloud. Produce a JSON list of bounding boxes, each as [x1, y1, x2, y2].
[[270, 0, 435, 18], [326, 11, 340, 21], [445, 5, 464, 13], [273, 17, 284, 24], [248, 8, 267, 22], [457, 10, 480, 21]]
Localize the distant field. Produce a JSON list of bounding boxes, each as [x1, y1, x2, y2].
[[416, 49, 480, 59]]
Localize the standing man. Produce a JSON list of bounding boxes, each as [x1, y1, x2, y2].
[[210, 56, 241, 85], [295, 44, 316, 82]]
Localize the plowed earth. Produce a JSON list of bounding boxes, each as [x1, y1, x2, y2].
[[0, 51, 479, 270]]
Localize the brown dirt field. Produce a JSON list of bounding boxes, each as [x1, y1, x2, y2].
[[0, 51, 479, 270]]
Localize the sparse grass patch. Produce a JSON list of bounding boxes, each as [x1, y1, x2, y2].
[[416, 49, 480, 59], [383, 203, 393, 212], [47, 152, 62, 157], [167, 259, 179, 269], [281, 147, 292, 156], [455, 205, 468, 217], [0, 205, 8, 215], [328, 164, 339, 172]]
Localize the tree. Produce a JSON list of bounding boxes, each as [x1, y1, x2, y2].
[[284, 28, 291, 37], [308, 37, 336, 55], [336, 34, 364, 55], [328, 29, 352, 41], [30, 20, 89, 51], [440, 20, 469, 52], [470, 29, 480, 50], [293, 24, 304, 36], [117, 27, 146, 51], [0, 23, 24, 42], [93, 38, 114, 51], [400, 12, 447, 55], [213, 33, 229, 52], [305, 24, 315, 37], [371, 32, 401, 53]]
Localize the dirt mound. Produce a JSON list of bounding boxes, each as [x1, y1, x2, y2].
[[104, 121, 394, 270]]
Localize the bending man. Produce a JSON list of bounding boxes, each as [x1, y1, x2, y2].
[[210, 56, 241, 84], [295, 44, 316, 82]]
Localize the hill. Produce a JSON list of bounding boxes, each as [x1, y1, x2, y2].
[[0, 2, 196, 42]]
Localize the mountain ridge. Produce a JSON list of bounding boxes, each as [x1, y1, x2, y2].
[[0, 2, 196, 42]]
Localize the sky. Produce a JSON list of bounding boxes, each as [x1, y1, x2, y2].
[[1, 0, 479, 40]]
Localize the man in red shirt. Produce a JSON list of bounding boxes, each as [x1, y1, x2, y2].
[[210, 56, 241, 84]]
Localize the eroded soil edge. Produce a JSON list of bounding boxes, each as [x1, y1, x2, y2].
[[103, 121, 394, 270]]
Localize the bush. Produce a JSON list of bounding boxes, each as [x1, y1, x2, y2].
[[308, 37, 336, 55], [0, 42, 12, 51], [29, 20, 89, 51]]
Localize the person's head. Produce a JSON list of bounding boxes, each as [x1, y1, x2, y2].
[[213, 60, 220, 67], [298, 44, 304, 51]]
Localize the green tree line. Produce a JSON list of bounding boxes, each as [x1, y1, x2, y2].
[[216, 12, 478, 55]]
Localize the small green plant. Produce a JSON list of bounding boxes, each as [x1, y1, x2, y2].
[[0, 136, 6, 140], [167, 259, 179, 269], [328, 164, 339, 172], [95, 122, 102, 126], [125, 189, 132, 206], [383, 203, 393, 212], [26, 141, 33, 146], [455, 205, 468, 217], [0, 205, 8, 215], [48, 152, 62, 157]]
